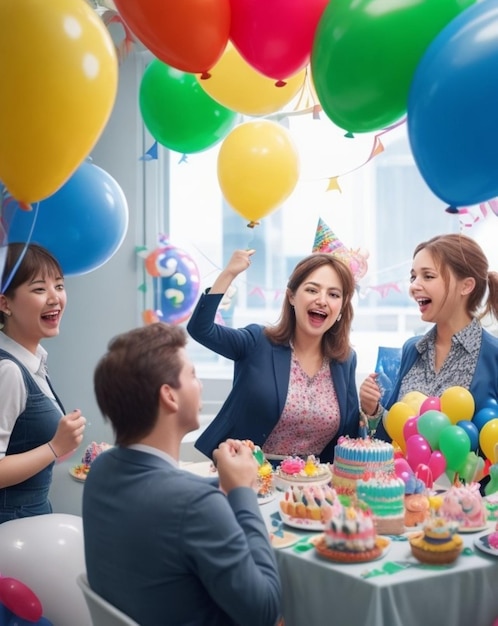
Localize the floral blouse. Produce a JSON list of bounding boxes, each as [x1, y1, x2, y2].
[[262, 351, 340, 456]]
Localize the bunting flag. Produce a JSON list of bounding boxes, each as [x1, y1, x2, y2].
[[445, 197, 498, 229], [312, 217, 369, 283], [139, 141, 158, 161], [326, 178, 341, 192]]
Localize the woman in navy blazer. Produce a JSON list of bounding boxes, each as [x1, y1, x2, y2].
[[187, 249, 360, 463]]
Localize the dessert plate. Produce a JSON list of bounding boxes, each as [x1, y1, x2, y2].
[[68, 465, 88, 482], [458, 524, 489, 534], [474, 533, 498, 556], [314, 536, 390, 564], [257, 492, 276, 506], [279, 511, 325, 531]]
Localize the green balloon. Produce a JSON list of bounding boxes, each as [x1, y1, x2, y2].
[[417, 410, 450, 450], [311, 0, 476, 132], [139, 60, 237, 154], [439, 425, 471, 473]]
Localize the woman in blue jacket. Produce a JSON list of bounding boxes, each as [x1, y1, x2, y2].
[[187, 249, 360, 463], [359, 233, 498, 440]]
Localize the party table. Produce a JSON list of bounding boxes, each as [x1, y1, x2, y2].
[[261, 497, 498, 626]]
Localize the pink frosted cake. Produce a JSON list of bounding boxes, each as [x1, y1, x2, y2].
[[332, 437, 394, 495], [440, 482, 487, 530], [71, 441, 112, 481], [356, 472, 406, 535], [275, 455, 331, 490]]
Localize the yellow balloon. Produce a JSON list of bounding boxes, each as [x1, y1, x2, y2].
[[384, 402, 417, 453], [0, 0, 118, 204], [217, 120, 300, 224], [479, 418, 498, 463], [197, 43, 306, 117], [401, 391, 427, 413], [440, 386, 475, 425]]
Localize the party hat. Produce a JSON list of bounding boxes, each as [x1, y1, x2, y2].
[[312, 218, 369, 283]]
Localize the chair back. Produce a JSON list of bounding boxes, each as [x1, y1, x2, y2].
[[77, 573, 140, 626]]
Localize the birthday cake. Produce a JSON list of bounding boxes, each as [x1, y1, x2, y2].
[[332, 437, 394, 495], [70, 441, 112, 481], [275, 455, 331, 490], [356, 472, 406, 535], [315, 498, 389, 563], [409, 518, 463, 564], [440, 482, 487, 530], [279, 484, 341, 523]]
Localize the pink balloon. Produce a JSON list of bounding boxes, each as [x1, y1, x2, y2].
[[0, 576, 42, 622], [230, 0, 329, 81], [419, 396, 441, 415], [405, 434, 432, 471], [427, 450, 447, 481], [394, 456, 412, 479], [415, 463, 434, 489], [403, 416, 419, 443]]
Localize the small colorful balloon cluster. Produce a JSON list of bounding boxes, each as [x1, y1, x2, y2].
[[385, 386, 498, 489], [0, 574, 52, 626]]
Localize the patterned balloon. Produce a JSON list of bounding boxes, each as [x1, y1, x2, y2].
[[144, 243, 200, 325]]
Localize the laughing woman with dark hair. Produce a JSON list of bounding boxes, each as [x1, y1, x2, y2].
[[0, 243, 86, 523]]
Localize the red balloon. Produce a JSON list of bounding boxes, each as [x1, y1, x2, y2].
[[113, 0, 230, 74], [0, 577, 42, 622], [229, 0, 329, 81]]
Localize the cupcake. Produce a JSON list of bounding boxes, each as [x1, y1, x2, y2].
[[409, 517, 463, 565]]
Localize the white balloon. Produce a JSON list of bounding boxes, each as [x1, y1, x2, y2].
[[0, 514, 90, 626]]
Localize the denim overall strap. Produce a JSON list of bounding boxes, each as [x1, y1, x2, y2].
[[0, 349, 63, 522]]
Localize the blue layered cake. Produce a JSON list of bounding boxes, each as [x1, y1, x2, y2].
[[332, 437, 394, 495]]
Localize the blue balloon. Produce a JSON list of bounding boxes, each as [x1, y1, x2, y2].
[[408, 0, 498, 206], [2, 161, 129, 276], [456, 420, 479, 451], [473, 407, 498, 432], [484, 397, 498, 410], [0, 602, 13, 626], [7, 617, 52, 626]]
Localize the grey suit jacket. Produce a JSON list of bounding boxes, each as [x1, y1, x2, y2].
[[83, 447, 281, 626]]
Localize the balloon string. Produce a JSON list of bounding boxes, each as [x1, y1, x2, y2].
[[1, 202, 40, 293]]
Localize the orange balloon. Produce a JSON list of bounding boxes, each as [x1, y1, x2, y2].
[[197, 43, 306, 116], [113, 0, 230, 74], [384, 402, 417, 453]]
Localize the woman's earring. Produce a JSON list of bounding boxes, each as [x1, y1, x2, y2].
[[336, 313, 342, 322]]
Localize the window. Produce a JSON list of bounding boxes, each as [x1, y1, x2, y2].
[[159, 114, 459, 378]]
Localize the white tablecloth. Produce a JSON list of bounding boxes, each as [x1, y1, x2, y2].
[[261, 496, 498, 626]]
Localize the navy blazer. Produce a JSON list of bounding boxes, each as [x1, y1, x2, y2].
[[187, 292, 360, 462], [375, 327, 498, 441]]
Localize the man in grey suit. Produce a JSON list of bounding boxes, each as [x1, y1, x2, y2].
[[82, 323, 281, 626]]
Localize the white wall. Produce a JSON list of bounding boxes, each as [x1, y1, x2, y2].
[[48, 52, 146, 450]]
